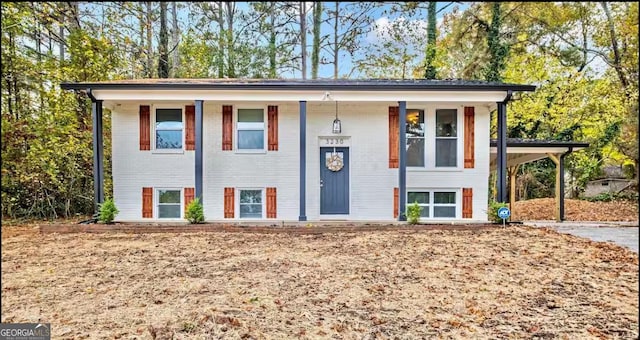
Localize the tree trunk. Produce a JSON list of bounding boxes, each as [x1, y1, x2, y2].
[[484, 2, 507, 82], [217, 2, 224, 78], [424, 2, 437, 79], [269, 10, 277, 78], [225, 2, 235, 78], [300, 2, 307, 79], [158, 2, 169, 78], [146, 1, 153, 78], [311, 2, 322, 79], [333, 2, 339, 79], [170, 1, 179, 77]]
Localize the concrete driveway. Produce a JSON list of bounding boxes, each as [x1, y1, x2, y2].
[[525, 221, 639, 253]]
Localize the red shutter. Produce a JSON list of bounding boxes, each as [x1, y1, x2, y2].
[[140, 105, 150, 150], [142, 187, 153, 218], [224, 187, 234, 218], [185, 105, 195, 150], [222, 105, 233, 150], [389, 106, 399, 168], [393, 187, 399, 218], [266, 187, 277, 218], [184, 187, 195, 214], [268, 105, 278, 151], [462, 188, 473, 218], [464, 107, 475, 168]]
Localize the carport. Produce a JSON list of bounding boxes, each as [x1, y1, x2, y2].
[[489, 139, 589, 221]]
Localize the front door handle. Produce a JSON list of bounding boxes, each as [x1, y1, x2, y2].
[[320, 179, 324, 187]]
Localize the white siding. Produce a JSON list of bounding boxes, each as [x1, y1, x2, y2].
[[111, 101, 491, 222]]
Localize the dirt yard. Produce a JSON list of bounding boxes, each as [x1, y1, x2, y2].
[[1, 226, 638, 339], [513, 198, 638, 222]]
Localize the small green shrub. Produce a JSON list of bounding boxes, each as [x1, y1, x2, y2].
[[407, 201, 422, 224], [487, 200, 508, 223], [185, 197, 205, 224], [98, 198, 119, 224]]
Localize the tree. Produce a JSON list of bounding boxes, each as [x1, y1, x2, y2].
[[311, 1, 322, 79], [158, 1, 169, 78], [424, 2, 437, 79]]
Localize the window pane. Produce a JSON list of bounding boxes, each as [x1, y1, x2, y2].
[[436, 139, 456, 167], [240, 204, 262, 218], [238, 109, 264, 122], [436, 109, 457, 137], [156, 109, 183, 129], [156, 130, 183, 149], [434, 192, 456, 204], [420, 207, 430, 218], [434, 206, 456, 218], [240, 190, 262, 204], [159, 204, 180, 218], [238, 130, 264, 149], [406, 110, 424, 138], [408, 192, 429, 204], [159, 190, 181, 203], [407, 138, 425, 167]]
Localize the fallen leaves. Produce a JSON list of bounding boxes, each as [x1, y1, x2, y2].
[[514, 198, 638, 221], [1, 226, 638, 338]]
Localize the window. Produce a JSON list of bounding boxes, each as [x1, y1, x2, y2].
[[407, 190, 457, 218], [435, 109, 457, 167], [408, 192, 430, 217], [239, 189, 263, 218], [237, 109, 265, 150], [158, 189, 181, 218], [406, 109, 425, 167], [156, 108, 183, 149]]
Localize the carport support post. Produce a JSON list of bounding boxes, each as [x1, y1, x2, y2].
[[496, 92, 511, 203], [398, 101, 407, 221], [508, 165, 520, 217], [195, 100, 203, 203], [91, 99, 104, 213], [299, 101, 307, 221], [547, 153, 562, 222]]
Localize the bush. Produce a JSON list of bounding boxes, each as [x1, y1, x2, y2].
[[584, 191, 638, 202], [407, 201, 422, 224], [185, 197, 205, 224], [487, 200, 509, 223], [98, 198, 119, 224]]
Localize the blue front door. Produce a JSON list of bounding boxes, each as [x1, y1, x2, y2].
[[320, 147, 349, 214]]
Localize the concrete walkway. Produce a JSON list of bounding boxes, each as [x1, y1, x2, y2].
[[525, 220, 639, 253]]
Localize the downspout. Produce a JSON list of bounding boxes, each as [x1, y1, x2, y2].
[[559, 147, 573, 221]]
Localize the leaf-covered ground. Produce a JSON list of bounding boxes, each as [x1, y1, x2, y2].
[[1, 226, 638, 339], [513, 198, 639, 222]]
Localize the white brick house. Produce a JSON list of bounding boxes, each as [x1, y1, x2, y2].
[[61, 79, 536, 223]]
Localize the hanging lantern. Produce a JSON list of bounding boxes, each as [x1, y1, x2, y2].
[[332, 101, 342, 134]]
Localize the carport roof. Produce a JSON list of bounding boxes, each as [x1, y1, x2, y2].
[[489, 138, 589, 170]]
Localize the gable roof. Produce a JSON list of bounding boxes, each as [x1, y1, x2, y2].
[[60, 78, 537, 92]]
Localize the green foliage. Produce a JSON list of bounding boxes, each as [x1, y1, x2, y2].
[[583, 191, 638, 203], [185, 198, 205, 224], [488, 200, 509, 223], [98, 198, 119, 224], [407, 202, 422, 224]]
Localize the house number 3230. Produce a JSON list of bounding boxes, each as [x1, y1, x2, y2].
[[324, 138, 344, 145]]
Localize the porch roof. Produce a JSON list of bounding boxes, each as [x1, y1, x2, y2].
[[60, 78, 536, 92]]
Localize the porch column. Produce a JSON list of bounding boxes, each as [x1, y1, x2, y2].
[[299, 101, 307, 221], [508, 165, 520, 218], [91, 99, 104, 212], [398, 101, 407, 221], [195, 100, 204, 202], [496, 97, 509, 203], [548, 148, 573, 222]]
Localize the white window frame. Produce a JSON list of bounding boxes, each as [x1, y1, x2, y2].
[[434, 108, 459, 168], [407, 105, 463, 171], [155, 188, 183, 219], [237, 188, 265, 219], [407, 189, 460, 219], [152, 103, 186, 154], [235, 106, 267, 153]]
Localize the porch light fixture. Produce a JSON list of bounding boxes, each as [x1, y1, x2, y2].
[[332, 101, 342, 134]]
